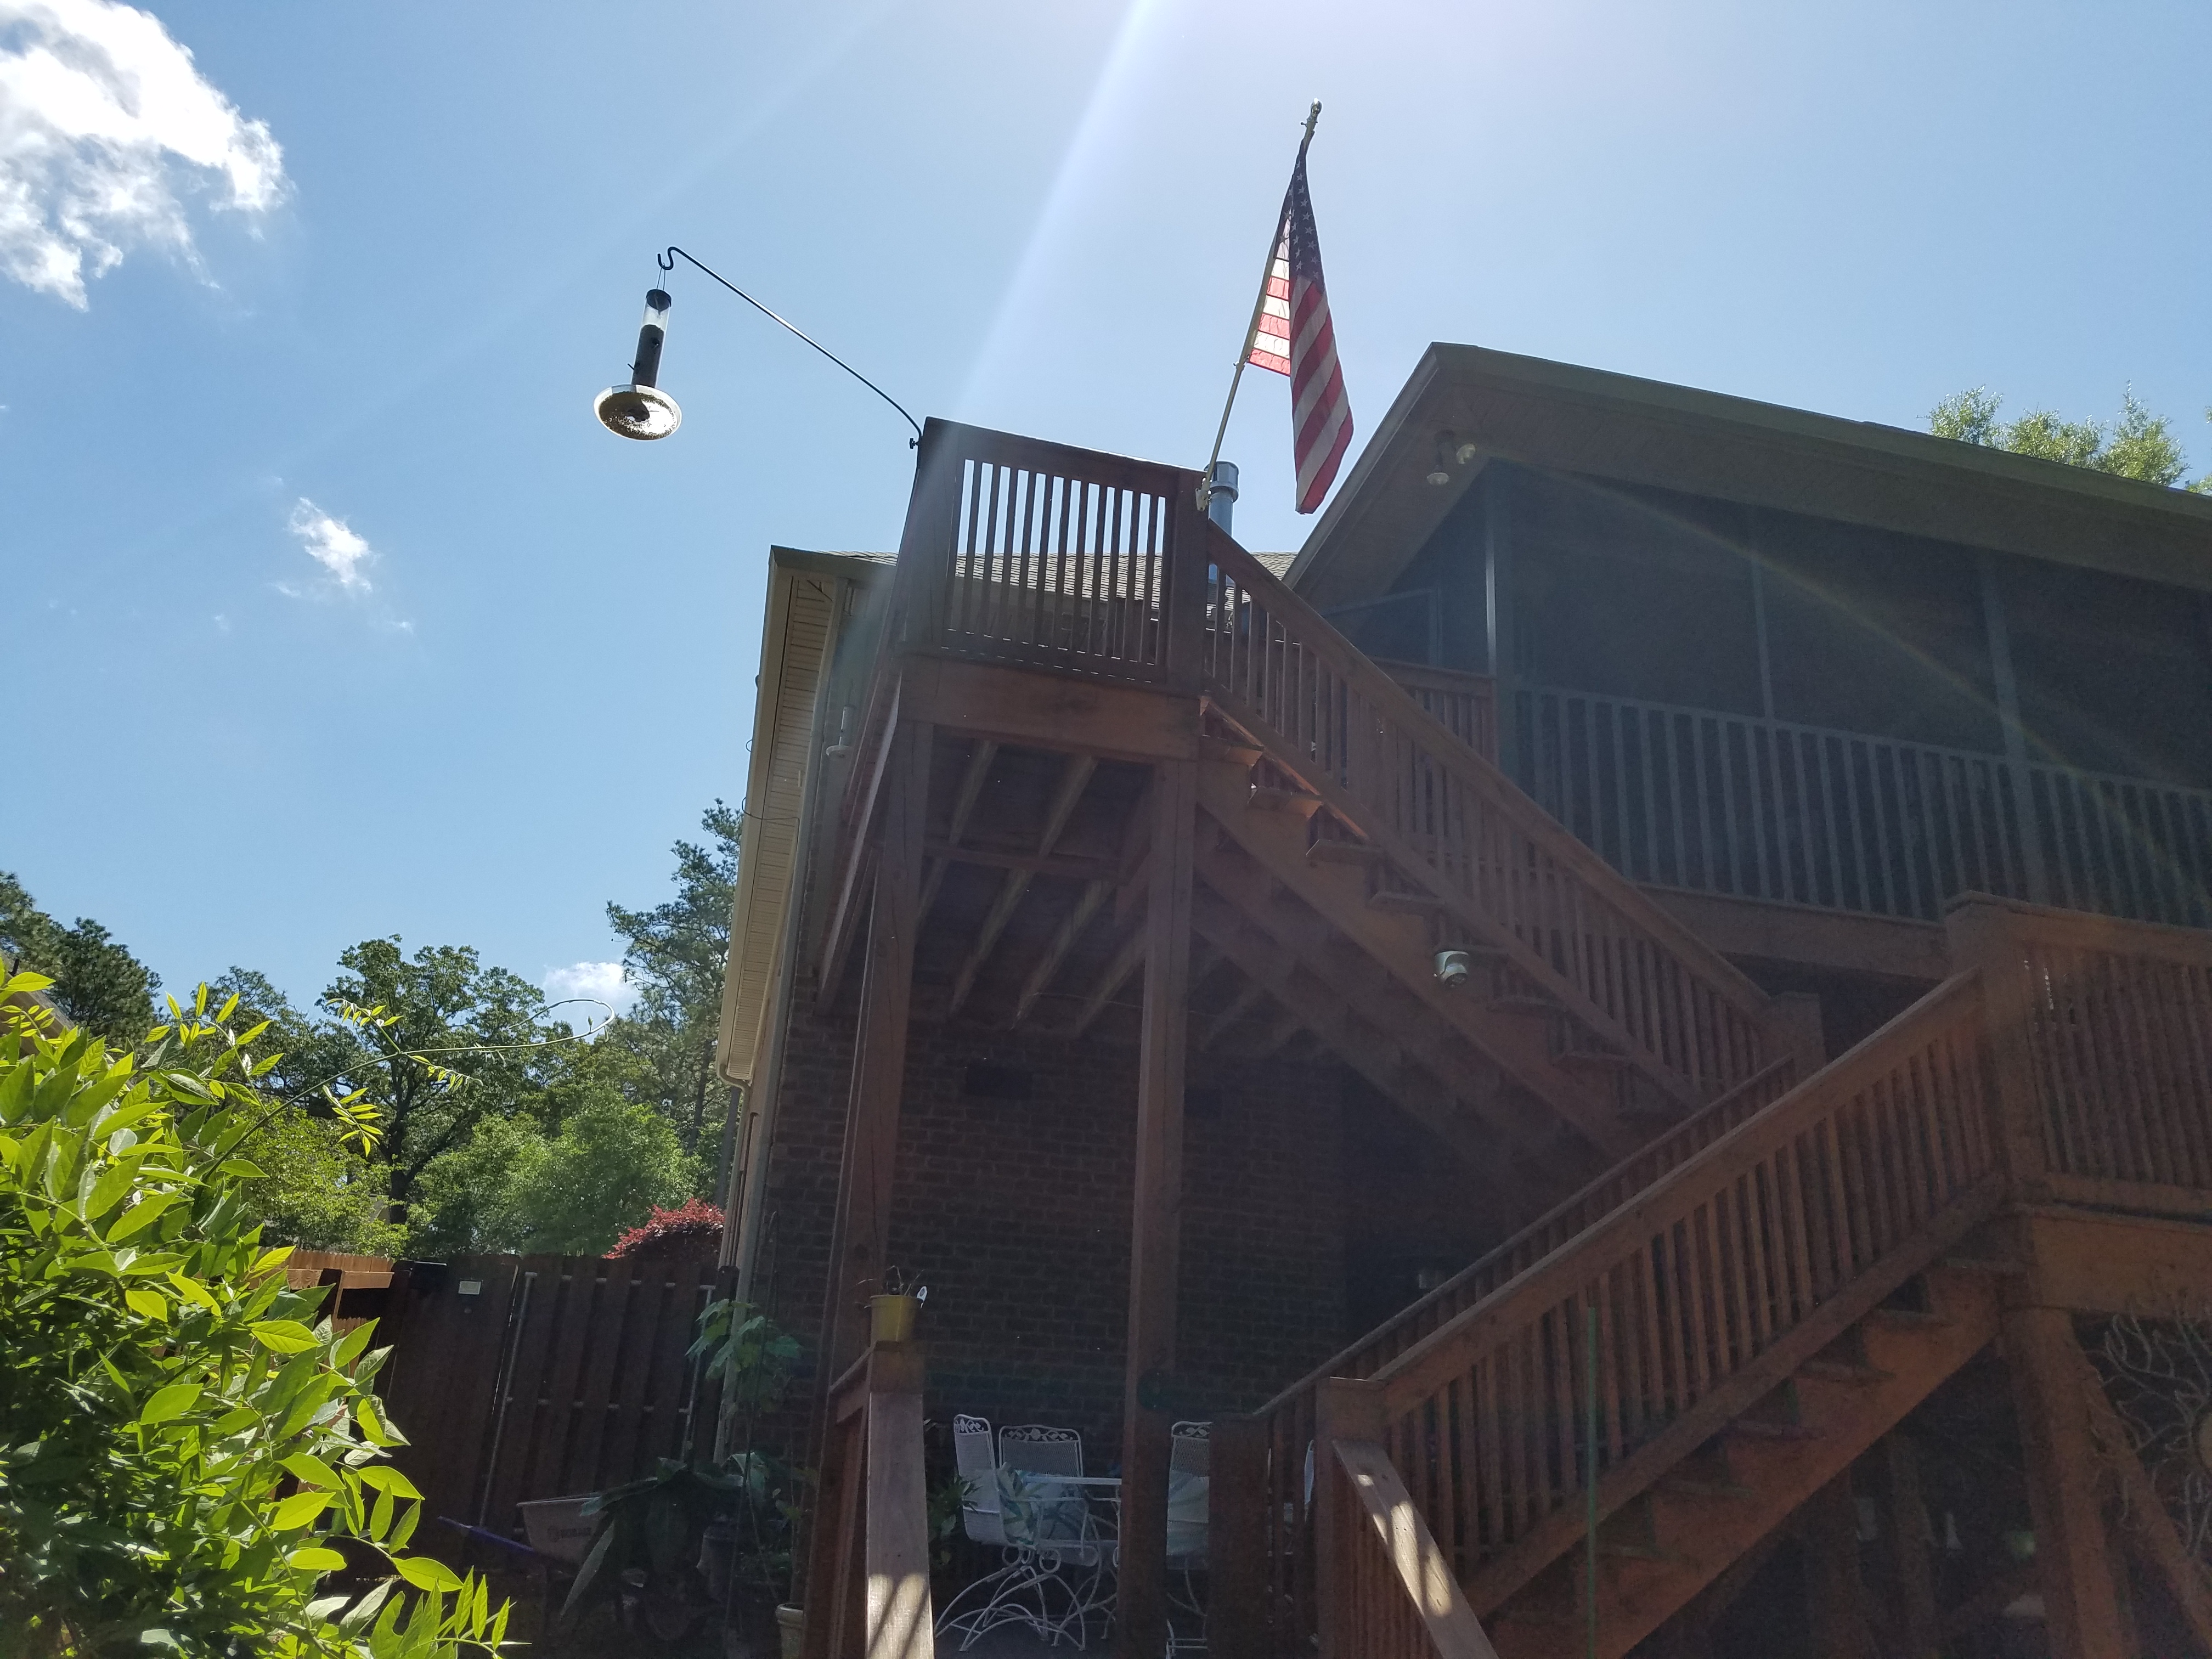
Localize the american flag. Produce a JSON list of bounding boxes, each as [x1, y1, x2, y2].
[[1246, 148, 1353, 513]]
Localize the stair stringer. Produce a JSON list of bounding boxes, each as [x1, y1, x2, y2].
[[1489, 1262, 2005, 1659], [1195, 755, 1645, 1162], [1464, 1184, 2008, 1658], [1202, 682, 1762, 1122]]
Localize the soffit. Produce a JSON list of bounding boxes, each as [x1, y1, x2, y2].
[[1288, 344, 2212, 608]]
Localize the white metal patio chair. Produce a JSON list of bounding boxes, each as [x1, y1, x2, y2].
[[934, 1414, 1048, 1649], [997, 1424, 1118, 1647], [1165, 1420, 1211, 1655]]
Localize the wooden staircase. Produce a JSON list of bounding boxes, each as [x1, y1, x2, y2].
[[1483, 1261, 2004, 1658], [1229, 968, 2012, 1659], [1195, 529, 1784, 1180]]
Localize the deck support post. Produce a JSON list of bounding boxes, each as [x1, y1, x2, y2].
[[1117, 757, 1198, 1659], [2005, 1305, 2129, 1659], [805, 719, 930, 1659], [1880, 1434, 1939, 1659], [1801, 1470, 1869, 1659]]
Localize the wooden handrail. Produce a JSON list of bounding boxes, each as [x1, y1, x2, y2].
[[1205, 525, 1768, 1019], [1372, 970, 1984, 1409], [1201, 524, 1773, 1111], [1256, 1054, 1799, 1420]]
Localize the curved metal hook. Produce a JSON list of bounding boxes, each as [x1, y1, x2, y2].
[[656, 244, 921, 448]]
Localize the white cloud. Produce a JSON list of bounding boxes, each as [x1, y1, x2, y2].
[[284, 497, 373, 594], [544, 962, 636, 1024], [0, 0, 286, 306]]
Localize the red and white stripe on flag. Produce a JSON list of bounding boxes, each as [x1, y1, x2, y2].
[[1247, 234, 1293, 376], [1245, 151, 1352, 513]]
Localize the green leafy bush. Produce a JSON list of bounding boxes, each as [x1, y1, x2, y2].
[[0, 972, 507, 1656]]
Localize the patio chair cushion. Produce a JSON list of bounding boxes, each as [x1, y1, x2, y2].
[[996, 1466, 1089, 1549], [1166, 1470, 1209, 1561]]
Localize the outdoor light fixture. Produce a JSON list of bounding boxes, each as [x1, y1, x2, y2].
[[595, 246, 922, 448], [1427, 431, 1458, 486], [593, 287, 683, 441]]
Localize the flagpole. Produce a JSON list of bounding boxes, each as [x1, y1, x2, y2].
[[1199, 100, 1322, 512]]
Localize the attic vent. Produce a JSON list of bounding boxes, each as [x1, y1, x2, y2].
[[963, 1063, 1033, 1103]]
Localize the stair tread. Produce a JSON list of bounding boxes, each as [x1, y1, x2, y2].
[[1726, 1418, 1821, 1441], [1865, 1306, 1954, 1330], [1939, 1255, 2029, 1277], [1249, 785, 1319, 808], [1799, 1358, 1893, 1384], [1558, 1048, 1632, 1070], [1368, 889, 1445, 914], [1658, 1475, 1754, 1500], [1305, 839, 1386, 867], [1489, 995, 1561, 1016]]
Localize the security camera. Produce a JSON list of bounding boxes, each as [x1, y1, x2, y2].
[[1434, 949, 1472, 989]]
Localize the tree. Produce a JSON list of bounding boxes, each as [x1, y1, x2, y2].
[[300, 939, 557, 1211], [405, 1094, 697, 1259], [0, 872, 160, 1044], [1931, 387, 2212, 492], [0, 970, 507, 1654], [605, 802, 741, 1155]]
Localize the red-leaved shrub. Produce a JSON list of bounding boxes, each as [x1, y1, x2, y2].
[[607, 1198, 726, 1261]]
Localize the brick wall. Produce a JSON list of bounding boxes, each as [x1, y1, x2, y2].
[[749, 983, 1349, 1458]]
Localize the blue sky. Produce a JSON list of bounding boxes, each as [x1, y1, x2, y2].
[[3, 0, 2209, 1014]]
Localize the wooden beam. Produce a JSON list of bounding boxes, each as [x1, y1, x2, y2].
[[916, 738, 997, 921], [1116, 758, 1197, 1659], [1011, 879, 1110, 1028], [1199, 979, 1267, 1051], [1071, 923, 1146, 1039], [1800, 1471, 1868, 1659], [1191, 892, 1537, 1227], [1194, 844, 1582, 1184], [1881, 1435, 1939, 1659], [2004, 1305, 2129, 1659], [819, 719, 931, 1386], [944, 756, 1097, 1019], [923, 842, 1116, 881], [817, 679, 902, 1006], [904, 653, 1201, 763]]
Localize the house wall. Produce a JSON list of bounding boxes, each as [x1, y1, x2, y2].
[[749, 981, 1353, 1456]]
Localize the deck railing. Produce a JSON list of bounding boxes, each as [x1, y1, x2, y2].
[[1519, 684, 2212, 930], [894, 422, 1203, 687], [1239, 1053, 1800, 1651], [1954, 899, 2212, 1214], [1234, 898, 2212, 1652], [1200, 529, 1774, 1107], [800, 1339, 934, 1659]]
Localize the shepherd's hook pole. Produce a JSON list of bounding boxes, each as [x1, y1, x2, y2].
[[658, 246, 923, 448]]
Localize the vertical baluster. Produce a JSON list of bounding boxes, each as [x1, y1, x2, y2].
[[1550, 1297, 1580, 1523]]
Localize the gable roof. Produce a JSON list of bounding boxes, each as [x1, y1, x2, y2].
[[1287, 343, 2212, 608]]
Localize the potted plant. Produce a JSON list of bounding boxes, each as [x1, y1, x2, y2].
[[560, 1297, 803, 1645], [870, 1266, 928, 1345]]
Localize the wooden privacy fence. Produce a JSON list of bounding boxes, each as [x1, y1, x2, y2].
[[374, 1253, 722, 1534], [1199, 527, 1775, 1109]]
